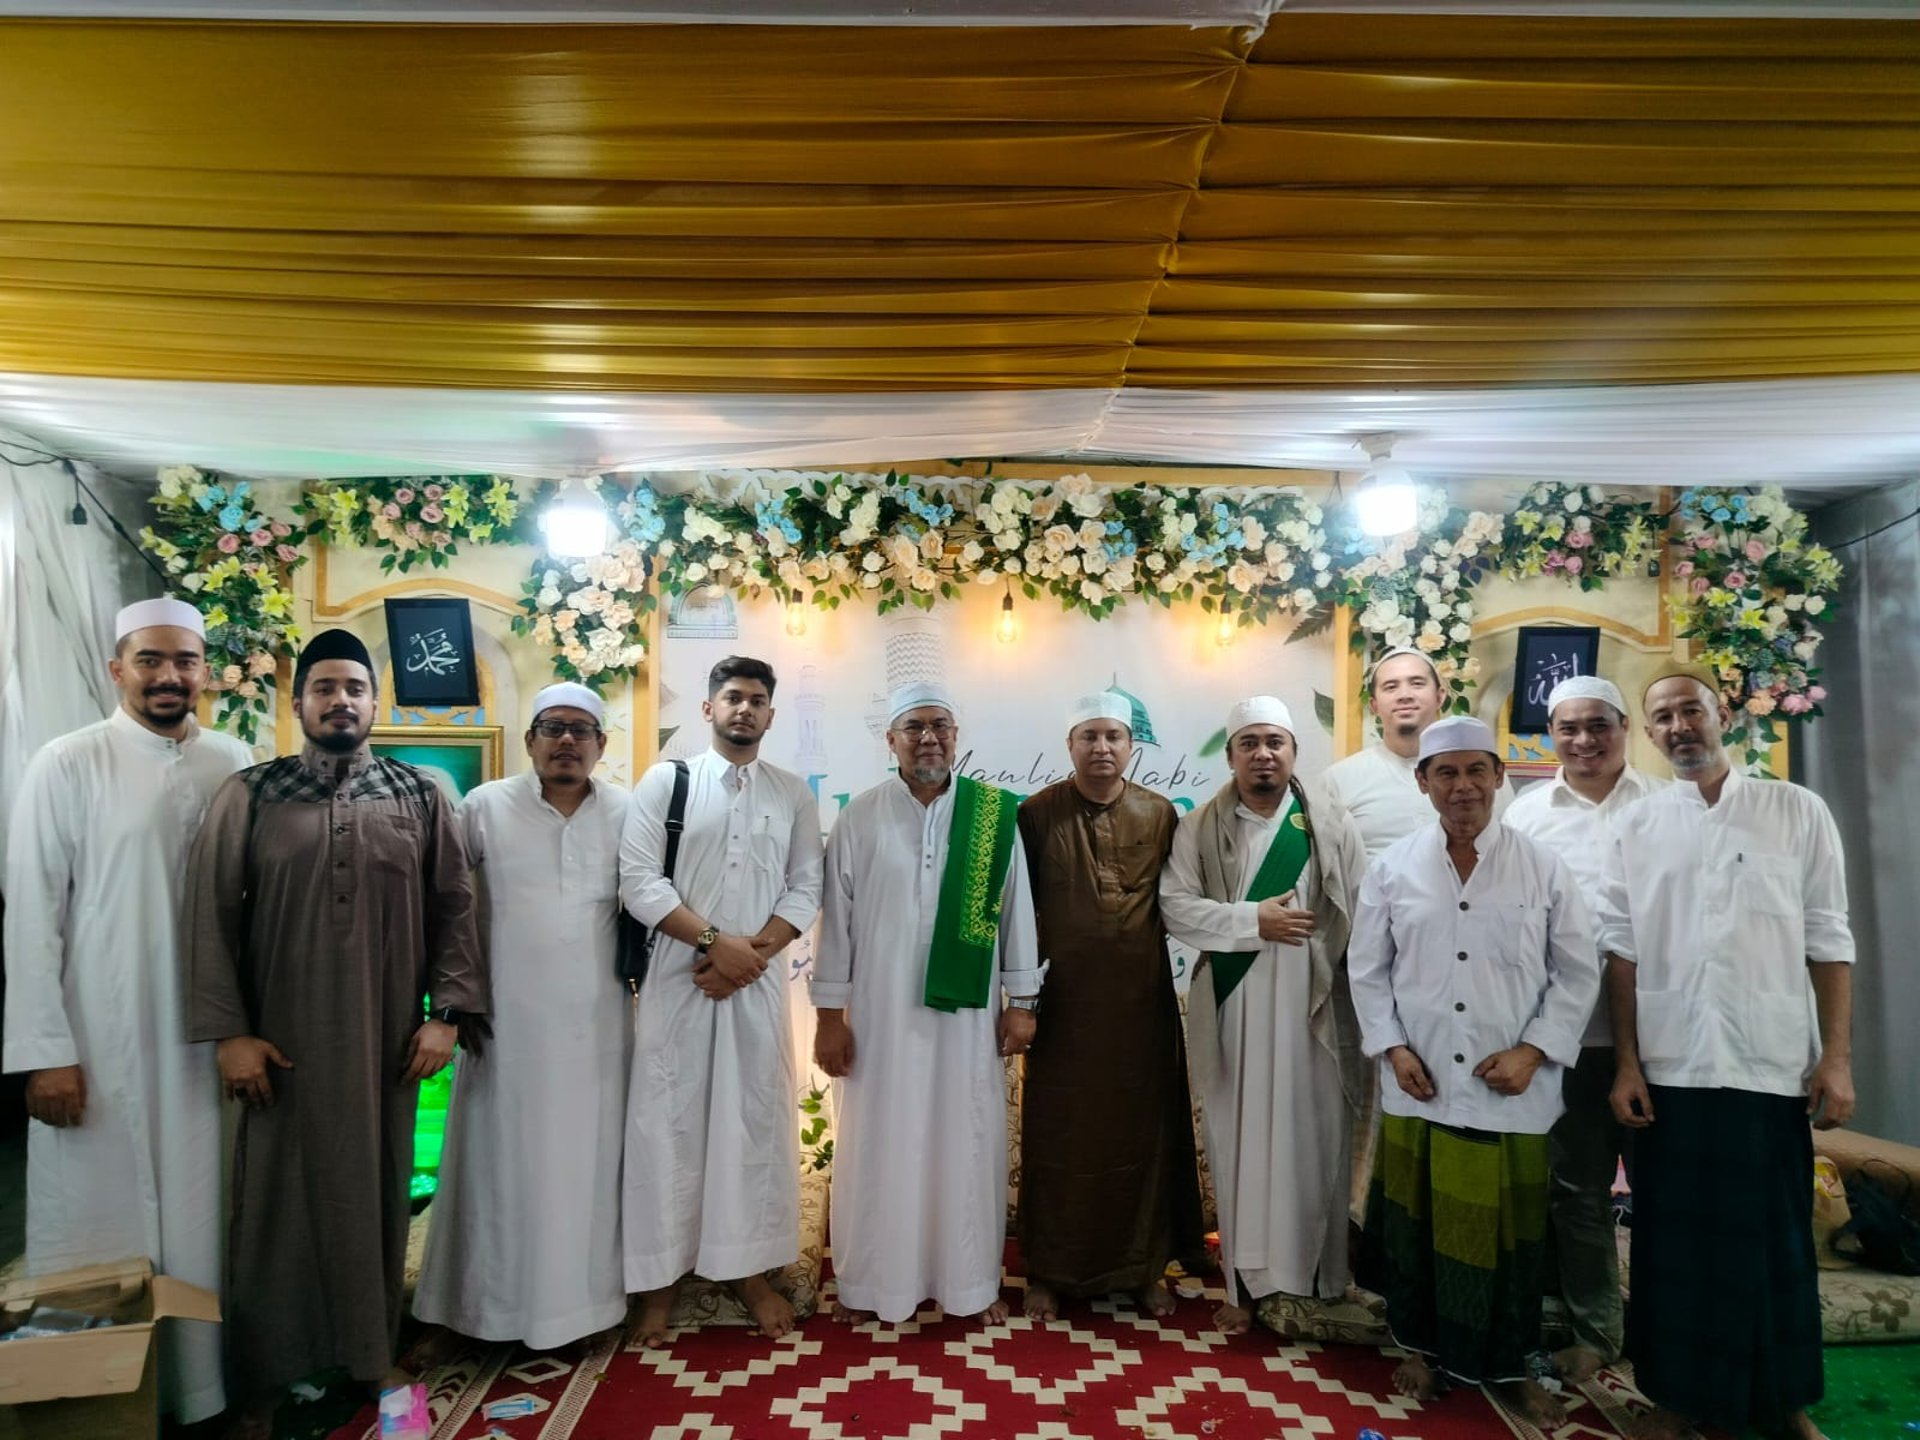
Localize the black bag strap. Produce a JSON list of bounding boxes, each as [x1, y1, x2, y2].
[[661, 758, 690, 883]]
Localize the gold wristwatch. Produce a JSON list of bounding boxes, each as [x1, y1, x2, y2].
[[694, 924, 719, 953]]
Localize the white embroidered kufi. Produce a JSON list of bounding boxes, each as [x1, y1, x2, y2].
[[1366, 644, 1440, 686], [1417, 714, 1500, 765], [1225, 694, 1294, 741], [114, 596, 205, 641], [1546, 675, 1626, 718], [887, 680, 956, 726], [532, 681, 605, 724], [1066, 691, 1133, 734]]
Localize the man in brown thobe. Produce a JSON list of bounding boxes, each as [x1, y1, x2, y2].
[[1015, 691, 1203, 1320], [185, 628, 486, 1427]]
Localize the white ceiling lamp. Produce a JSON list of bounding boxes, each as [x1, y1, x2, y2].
[[1352, 432, 1419, 538], [539, 486, 613, 558]]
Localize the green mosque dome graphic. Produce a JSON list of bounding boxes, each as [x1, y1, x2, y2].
[[1104, 678, 1156, 746]]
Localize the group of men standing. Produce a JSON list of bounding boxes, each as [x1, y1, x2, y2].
[[3, 599, 1855, 1440]]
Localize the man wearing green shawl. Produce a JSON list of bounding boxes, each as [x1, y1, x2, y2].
[[1161, 696, 1370, 1337], [812, 681, 1044, 1326]]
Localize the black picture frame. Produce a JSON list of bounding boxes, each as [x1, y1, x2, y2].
[[384, 598, 480, 708], [1511, 625, 1602, 734]]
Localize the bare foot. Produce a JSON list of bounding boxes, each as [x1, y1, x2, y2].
[[1137, 1279, 1176, 1317], [733, 1273, 795, 1339], [1628, 1405, 1696, 1440], [1553, 1343, 1606, 1384], [1763, 1412, 1830, 1440], [972, 1298, 1011, 1324], [1023, 1280, 1060, 1321], [1495, 1378, 1568, 1428], [634, 1281, 679, 1348], [830, 1302, 877, 1325], [1212, 1301, 1252, 1335], [1391, 1353, 1439, 1403]]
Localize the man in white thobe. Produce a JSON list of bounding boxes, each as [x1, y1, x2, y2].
[[1161, 696, 1370, 1336], [1348, 715, 1598, 1430], [414, 683, 630, 1349], [1504, 675, 1662, 1383], [621, 656, 824, 1345], [812, 681, 1044, 1326], [3, 597, 250, 1424]]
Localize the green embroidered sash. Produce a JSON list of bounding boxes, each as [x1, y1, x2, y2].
[[1208, 796, 1312, 1007], [923, 775, 1020, 1013]]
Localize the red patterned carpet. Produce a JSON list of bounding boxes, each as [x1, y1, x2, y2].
[[328, 1269, 1690, 1440]]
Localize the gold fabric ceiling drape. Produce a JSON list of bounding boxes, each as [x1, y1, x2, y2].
[[0, 16, 1915, 390]]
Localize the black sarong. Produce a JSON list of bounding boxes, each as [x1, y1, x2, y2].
[[1626, 1085, 1822, 1431]]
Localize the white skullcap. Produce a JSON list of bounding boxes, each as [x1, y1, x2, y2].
[[1066, 691, 1132, 734], [1366, 645, 1440, 686], [887, 680, 956, 727], [1417, 714, 1500, 766], [1225, 695, 1295, 741], [532, 681, 604, 724], [1546, 675, 1626, 719], [114, 596, 205, 641]]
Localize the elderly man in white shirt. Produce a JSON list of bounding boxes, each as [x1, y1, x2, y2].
[[1349, 715, 1598, 1431], [1505, 675, 1662, 1383], [1600, 671, 1854, 1440], [414, 682, 631, 1351], [620, 656, 825, 1346]]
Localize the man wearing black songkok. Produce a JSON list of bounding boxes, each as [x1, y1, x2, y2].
[[183, 627, 487, 1429]]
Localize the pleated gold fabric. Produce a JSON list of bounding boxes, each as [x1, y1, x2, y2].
[[0, 16, 1915, 390]]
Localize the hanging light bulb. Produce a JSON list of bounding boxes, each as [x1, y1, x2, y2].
[[784, 599, 808, 637], [539, 488, 613, 558], [1353, 433, 1420, 538], [1216, 609, 1238, 648], [996, 585, 1018, 645]]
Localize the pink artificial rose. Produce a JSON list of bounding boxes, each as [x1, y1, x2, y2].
[[1564, 555, 1584, 574], [1565, 529, 1593, 549], [1543, 549, 1565, 570], [433, 531, 453, 547], [419, 504, 444, 523], [1689, 577, 1711, 597], [1809, 685, 1828, 702], [395, 487, 415, 505], [405, 521, 424, 540], [424, 484, 445, 501], [1745, 694, 1777, 716], [1723, 570, 1747, 589], [216, 532, 241, 553], [1745, 539, 1768, 563], [383, 503, 402, 519], [271, 521, 291, 538], [277, 544, 300, 563], [1673, 560, 1694, 577], [250, 528, 273, 547], [1780, 693, 1813, 715]]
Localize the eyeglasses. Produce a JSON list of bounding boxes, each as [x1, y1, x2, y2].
[[532, 720, 602, 741], [894, 720, 955, 739]]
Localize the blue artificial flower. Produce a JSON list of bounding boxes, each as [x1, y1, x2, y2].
[[1711, 507, 1732, 523], [218, 504, 247, 532], [1106, 520, 1123, 535]]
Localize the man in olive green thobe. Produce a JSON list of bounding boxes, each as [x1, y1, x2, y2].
[[1015, 691, 1204, 1320], [185, 628, 486, 1423]]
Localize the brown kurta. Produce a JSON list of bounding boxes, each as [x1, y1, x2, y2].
[[185, 744, 485, 1400], [1015, 779, 1204, 1295]]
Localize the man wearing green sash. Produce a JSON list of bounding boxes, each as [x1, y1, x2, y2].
[[1161, 696, 1370, 1337], [813, 681, 1044, 1326]]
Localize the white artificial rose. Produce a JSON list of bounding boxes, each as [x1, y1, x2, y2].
[[1805, 596, 1826, 615], [1450, 622, 1471, 643], [862, 551, 885, 572]]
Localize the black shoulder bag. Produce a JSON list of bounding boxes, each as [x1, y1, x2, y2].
[[616, 759, 689, 997]]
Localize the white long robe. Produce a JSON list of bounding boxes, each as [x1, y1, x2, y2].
[[619, 749, 824, 1291], [413, 772, 631, 1348], [812, 777, 1044, 1323], [1160, 794, 1357, 1308], [2, 708, 250, 1423]]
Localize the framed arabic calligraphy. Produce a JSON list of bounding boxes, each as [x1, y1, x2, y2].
[[1509, 624, 1602, 734], [384, 597, 479, 707]]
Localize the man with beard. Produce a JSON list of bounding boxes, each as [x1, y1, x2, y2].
[[620, 655, 823, 1345], [184, 627, 485, 1432], [813, 681, 1042, 1325], [4, 597, 250, 1426], [1349, 716, 1597, 1430], [1161, 696, 1369, 1335], [1600, 672, 1853, 1440], [1505, 675, 1662, 1384], [1015, 693, 1203, 1322], [415, 683, 632, 1350]]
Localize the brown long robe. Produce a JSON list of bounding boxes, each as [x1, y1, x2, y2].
[[185, 744, 485, 1401], [1015, 779, 1204, 1295]]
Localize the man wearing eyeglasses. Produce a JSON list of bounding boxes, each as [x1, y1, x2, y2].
[[414, 683, 631, 1351], [620, 656, 824, 1346]]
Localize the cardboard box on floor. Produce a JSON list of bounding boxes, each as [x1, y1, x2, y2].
[[0, 1257, 219, 1440]]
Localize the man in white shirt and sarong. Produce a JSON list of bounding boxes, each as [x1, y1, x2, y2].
[[1600, 671, 1854, 1440], [3, 597, 250, 1426], [621, 656, 824, 1345], [1505, 675, 1662, 1384], [812, 681, 1044, 1326], [1161, 695, 1370, 1336], [415, 683, 631, 1350], [1349, 715, 1599, 1430]]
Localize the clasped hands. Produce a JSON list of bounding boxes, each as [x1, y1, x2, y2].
[[1386, 1041, 1545, 1103], [692, 922, 789, 1000]]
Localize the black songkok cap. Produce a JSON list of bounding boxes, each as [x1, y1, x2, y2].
[[294, 627, 374, 690]]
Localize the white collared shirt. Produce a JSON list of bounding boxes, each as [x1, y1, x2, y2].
[[1596, 768, 1853, 1097], [1349, 819, 1600, 1134], [1505, 764, 1665, 1047]]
